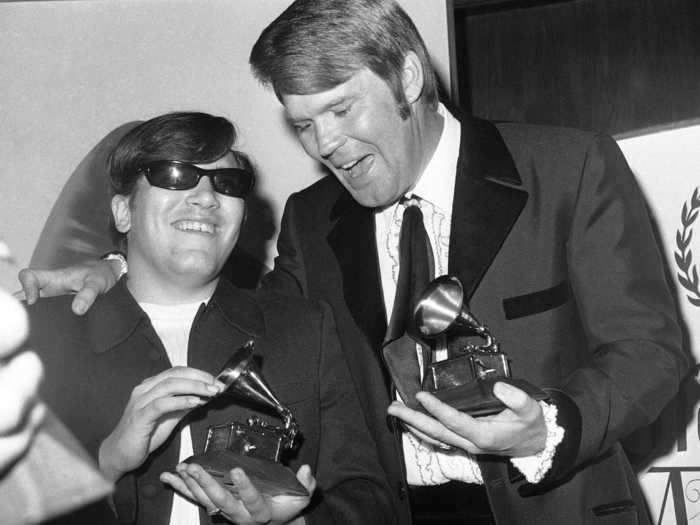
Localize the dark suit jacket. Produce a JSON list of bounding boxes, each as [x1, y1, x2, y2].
[[27, 278, 394, 525], [261, 117, 690, 525]]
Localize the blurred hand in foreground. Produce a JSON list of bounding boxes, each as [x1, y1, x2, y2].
[[0, 284, 45, 475]]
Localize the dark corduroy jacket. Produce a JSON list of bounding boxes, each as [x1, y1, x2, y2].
[[28, 277, 394, 525]]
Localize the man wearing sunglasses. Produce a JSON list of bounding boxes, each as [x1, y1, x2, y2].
[[25, 111, 393, 525]]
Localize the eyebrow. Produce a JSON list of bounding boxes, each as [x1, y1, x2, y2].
[[286, 94, 355, 122]]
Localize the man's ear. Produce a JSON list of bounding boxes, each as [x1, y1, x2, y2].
[[111, 194, 132, 234], [401, 51, 425, 105]]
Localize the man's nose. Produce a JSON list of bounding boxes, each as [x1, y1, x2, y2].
[[315, 119, 343, 159], [187, 176, 219, 207]]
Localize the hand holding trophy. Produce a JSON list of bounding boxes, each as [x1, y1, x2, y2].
[[414, 275, 548, 416], [184, 340, 308, 498]]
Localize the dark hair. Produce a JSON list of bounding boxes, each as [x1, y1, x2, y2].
[[249, 0, 438, 119], [108, 111, 252, 196]]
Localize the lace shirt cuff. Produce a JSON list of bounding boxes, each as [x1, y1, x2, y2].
[[509, 401, 564, 484]]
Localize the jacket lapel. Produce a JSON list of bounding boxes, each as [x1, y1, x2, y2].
[[187, 279, 266, 453], [327, 192, 387, 351], [449, 117, 531, 509], [449, 117, 528, 303]]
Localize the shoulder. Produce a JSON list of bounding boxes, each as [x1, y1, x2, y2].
[[494, 121, 606, 159], [287, 174, 344, 211], [489, 121, 625, 190], [25, 295, 85, 329], [25, 295, 90, 360], [215, 278, 328, 326], [247, 287, 328, 323], [232, 289, 333, 374]]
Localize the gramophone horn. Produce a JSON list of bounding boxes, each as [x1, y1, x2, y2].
[[216, 340, 287, 421], [413, 275, 484, 338]]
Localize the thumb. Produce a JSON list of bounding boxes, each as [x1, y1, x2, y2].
[[493, 381, 529, 412], [296, 464, 316, 494]]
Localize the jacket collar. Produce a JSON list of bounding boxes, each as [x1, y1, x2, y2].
[[87, 277, 148, 353], [448, 116, 528, 302], [207, 278, 265, 338], [87, 276, 264, 353]]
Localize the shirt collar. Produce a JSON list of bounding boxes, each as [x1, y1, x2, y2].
[[88, 277, 264, 353], [409, 103, 461, 214]]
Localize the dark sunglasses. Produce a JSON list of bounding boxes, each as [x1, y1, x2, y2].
[[137, 160, 255, 198]]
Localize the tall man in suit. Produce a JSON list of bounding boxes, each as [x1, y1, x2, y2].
[[20, 1, 689, 523]]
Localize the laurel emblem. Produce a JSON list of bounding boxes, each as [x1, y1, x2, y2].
[[675, 187, 700, 307]]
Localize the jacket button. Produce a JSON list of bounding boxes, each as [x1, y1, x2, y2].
[[398, 482, 407, 500], [148, 348, 162, 361], [386, 414, 399, 433], [141, 483, 159, 498]]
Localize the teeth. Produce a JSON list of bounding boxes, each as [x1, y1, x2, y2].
[[174, 221, 216, 234], [341, 159, 360, 171]]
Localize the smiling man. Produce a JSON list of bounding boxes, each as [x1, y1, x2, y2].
[[25, 112, 393, 525]]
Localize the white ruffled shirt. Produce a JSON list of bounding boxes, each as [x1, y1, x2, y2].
[[375, 104, 563, 486]]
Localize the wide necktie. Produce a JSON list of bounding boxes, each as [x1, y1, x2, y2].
[[382, 197, 435, 409]]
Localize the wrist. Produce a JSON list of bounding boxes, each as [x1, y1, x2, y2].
[[101, 251, 128, 280], [510, 401, 564, 483], [98, 437, 126, 483]]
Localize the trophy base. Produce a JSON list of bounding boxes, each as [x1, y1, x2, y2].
[[184, 450, 309, 497], [425, 377, 549, 417]]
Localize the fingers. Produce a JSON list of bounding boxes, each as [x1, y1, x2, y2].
[[18, 268, 75, 302], [0, 351, 44, 434], [19, 261, 119, 315], [0, 287, 29, 357], [231, 467, 276, 523], [405, 423, 451, 449], [388, 396, 478, 453], [416, 388, 546, 456], [132, 368, 224, 411], [175, 464, 219, 511], [160, 471, 197, 501], [0, 401, 46, 474], [140, 366, 222, 392], [170, 463, 312, 524], [146, 396, 208, 419], [17, 269, 40, 305], [128, 381, 214, 424], [492, 382, 534, 415], [176, 463, 245, 520], [71, 283, 101, 316], [71, 260, 121, 314], [414, 392, 473, 425]]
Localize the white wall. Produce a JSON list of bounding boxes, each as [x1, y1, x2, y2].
[[0, 0, 452, 291]]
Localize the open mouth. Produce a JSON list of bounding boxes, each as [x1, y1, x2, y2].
[[173, 220, 217, 235], [340, 154, 373, 180]]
